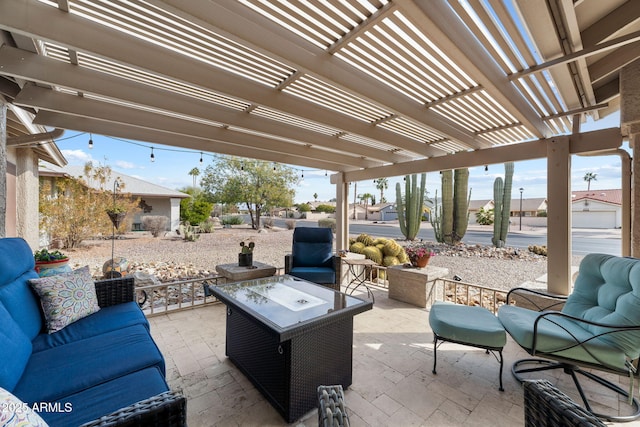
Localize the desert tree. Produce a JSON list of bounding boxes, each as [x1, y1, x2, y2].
[[200, 158, 298, 229]]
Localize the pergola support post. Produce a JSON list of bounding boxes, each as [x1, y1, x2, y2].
[[621, 58, 640, 257], [334, 173, 349, 251], [546, 136, 572, 295]]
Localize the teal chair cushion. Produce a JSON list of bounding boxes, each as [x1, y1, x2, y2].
[[498, 253, 640, 371], [563, 254, 640, 360], [430, 301, 506, 348], [498, 305, 626, 369]]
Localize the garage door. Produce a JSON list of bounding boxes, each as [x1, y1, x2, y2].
[[572, 210, 616, 228]]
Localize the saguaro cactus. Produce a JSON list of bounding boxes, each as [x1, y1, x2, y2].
[[432, 169, 470, 244], [396, 173, 426, 240], [492, 162, 514, 247]]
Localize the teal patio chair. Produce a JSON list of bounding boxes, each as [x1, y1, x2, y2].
[[498, 253, 640, 422]]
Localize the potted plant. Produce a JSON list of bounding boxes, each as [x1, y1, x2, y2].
[[238, 241, 255, 267], [404, 243, 437, 268], [34, 248, 71, 277], [106, 205, 127, 228]]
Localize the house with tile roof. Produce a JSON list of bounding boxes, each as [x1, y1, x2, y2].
[[572, 189, 622, 229], [39, 163, 190, 232]]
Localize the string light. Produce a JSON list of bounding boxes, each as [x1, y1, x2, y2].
[[273, 162, 276, 171], [150, 147, 155, 162], [484, 165, 488, 174], [199, 152, 203, 164], [88, 133, 93, 149], [301, 171, 304, 179], [241, 162, 244, 171]]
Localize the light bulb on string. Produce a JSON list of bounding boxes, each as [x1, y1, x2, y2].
[[150, 147, 155, 163], [88, 133, 93, 149], [301, 171, 304, 179], [484, 165, 488, 175], [199, 152, 203, 164], [273, 163, 276, 171], [241, 162, 244, 171], [325, 170, 327, 176]]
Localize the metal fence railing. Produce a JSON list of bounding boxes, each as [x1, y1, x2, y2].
[[427, 278, 508, 314], [137, 275, 222, 317]]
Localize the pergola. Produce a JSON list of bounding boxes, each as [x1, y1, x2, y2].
[[1, 0, 639, 295]]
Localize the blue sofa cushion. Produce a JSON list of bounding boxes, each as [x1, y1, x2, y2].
[[14, 324, 165, 403], [0, 271, 43, 341], [289, 267, 336, 285], [0, 302, 32, 392], [292, 227, 333, 268], [31, 301, 149, 353], [0, 238, 43, 340], [40, 366, 169, 426]]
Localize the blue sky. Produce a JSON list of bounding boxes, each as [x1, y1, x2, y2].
[[54, 112, 624, 204]]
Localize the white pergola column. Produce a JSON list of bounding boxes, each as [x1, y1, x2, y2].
[[334, 173, 349, 251], [0, 103, 6, 238], [621, 58, 640, 257], [546, 136, 572, 295], [15, 148, 39, 247]]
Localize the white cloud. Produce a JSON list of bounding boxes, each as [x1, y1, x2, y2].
[[115, 160, 136, 169], [61, 149, 92, 164]]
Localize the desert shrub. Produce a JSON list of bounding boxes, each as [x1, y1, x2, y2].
[[198, 218, 216, 233], [318, 218, 336, 232], [475, 207, 494, 225], [142, 215, 168, 237], [537, 210, 548, 217], [221, 215, 244, 225], [297, 203, 311, 212], [180, 189, 213, 225], [285, 219, 296, 229], [315, 204, 336, 213], [262, 217, 275, 228]]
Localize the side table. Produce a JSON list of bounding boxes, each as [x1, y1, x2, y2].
[[216, 261, 276, 282], [342, 258, 378, 302], [387, 265, 449, 308]]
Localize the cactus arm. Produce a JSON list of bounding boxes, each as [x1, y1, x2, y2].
[[396, 181, 407, 238], [453, 168, 469, 242], [441, 170, 453, 244], [500, 162, 514, 242], [492, 177, 504, 247], [430, 189, 442, 242]]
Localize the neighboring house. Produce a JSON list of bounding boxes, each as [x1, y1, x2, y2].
[[348, 203, 368, 220], [510, 198, 548, 217], [367, 203, 397, 221], [39, 164, 189, 232], [468, 200, 494, 224], [571, 189, 622, 229]]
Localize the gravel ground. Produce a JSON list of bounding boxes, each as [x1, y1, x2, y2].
[[66, 226, 583, 291]]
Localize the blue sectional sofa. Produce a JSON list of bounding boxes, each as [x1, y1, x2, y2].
[[0, 238, 185, 426]]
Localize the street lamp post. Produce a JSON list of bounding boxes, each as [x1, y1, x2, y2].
[[519, 187, 524, 231]]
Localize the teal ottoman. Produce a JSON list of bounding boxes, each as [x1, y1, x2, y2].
[[429, 301, 506, 391]]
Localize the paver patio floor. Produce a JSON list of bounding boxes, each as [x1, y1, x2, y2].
[[148, 286, 640, 426]]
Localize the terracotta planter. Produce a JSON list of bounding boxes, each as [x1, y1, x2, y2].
[[414, 255, 431, 268], [35, 259, 71, 277]]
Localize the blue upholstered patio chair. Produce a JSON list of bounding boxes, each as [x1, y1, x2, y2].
[[498, 253, 640, 422], [284, 227, 341, 290]]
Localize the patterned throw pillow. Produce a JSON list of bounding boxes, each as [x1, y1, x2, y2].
[[0, 387, 49, 426], [29, 266, 100, 334]]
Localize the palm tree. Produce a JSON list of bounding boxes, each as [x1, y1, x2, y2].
[[189, 167, 200, 188], [358, 193, 374, 220], [584, 172, 597, 191], [374, 178, 389, 203]]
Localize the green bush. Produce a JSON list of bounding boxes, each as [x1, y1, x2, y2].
[[537, 210, 547, 217], [180, 192, 213, 225], [315, 204, 336, 213], [318, 218, 336, 232], [221, 215, 244, 225]]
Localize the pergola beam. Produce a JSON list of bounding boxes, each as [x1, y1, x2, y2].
[[32, 112, 348, 172], [333, 127, 622, 183]]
